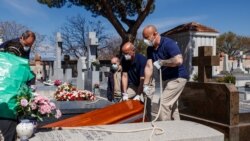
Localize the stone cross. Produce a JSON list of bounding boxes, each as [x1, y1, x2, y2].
[[56, 32, 62, 68], [192, 46, 220, 82], [87, 32, 99, 70], [52, 32, 64, 80]]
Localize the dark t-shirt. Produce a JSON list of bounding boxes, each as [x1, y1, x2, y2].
[[122, 53, 147, 86], [147, 37, 189, 80], [0, 38, 30, 59]]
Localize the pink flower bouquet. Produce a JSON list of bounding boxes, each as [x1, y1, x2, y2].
[[17, 85, 61, 121]]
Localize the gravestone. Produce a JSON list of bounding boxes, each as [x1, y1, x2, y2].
[[179, 46, 250, 141], [84, 32, 100, 92], [52, 32, 64, 80], [192, 46, 220, 82], [99, 66, 110, 97], [64, 69, 72, 82], [47, 62, 53, 80], [77, 57, 87, 90], [100, 66, 110, 83], [220, 54, 230, 74], [232, 51, 247, 74], [87, 32, 99, 69], [64, 55, 72, 82]]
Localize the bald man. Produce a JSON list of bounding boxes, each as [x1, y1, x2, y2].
[[143, 25, 188, 121], [121, 42, 147, 101]]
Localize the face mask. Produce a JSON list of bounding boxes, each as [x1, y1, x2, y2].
[[124, 54, 132, 60], [144, 35, 155, 46], [143, 39, 153, 46], [23, 46, 30, 52], [112, 64, 118, 71]]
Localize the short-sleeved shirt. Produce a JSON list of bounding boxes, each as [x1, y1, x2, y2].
[[147, 37, 189, 80], [0, 38, 30, 59], [122, 53, 147, 86]]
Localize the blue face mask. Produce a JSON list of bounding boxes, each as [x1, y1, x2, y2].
[[23, 46, 30, 52]]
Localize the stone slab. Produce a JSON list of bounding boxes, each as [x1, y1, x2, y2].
[[52, 97, 112, 114], [35, 84, 57, 100], [29, 120, 224, 141]]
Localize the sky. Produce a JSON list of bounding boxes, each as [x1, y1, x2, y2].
[[0, 0, 250, 43]]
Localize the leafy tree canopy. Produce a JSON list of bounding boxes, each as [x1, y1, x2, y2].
[[37, 0, 155, 44], [217, 31, 250, 58]]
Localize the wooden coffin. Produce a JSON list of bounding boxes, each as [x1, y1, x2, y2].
[[43, 100, 144, 128]]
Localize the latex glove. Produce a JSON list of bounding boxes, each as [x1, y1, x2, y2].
[[153, 60, 162, 70], [122, 93, 129, 101], [143, 84, 151, 96], [133, 95, 140, 101]]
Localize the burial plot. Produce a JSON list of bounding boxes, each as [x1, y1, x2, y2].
[[36, 81, 112, 127]]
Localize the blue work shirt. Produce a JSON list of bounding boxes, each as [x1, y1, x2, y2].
[[147, 37, 189, 80], [122, 53, 147, 86]]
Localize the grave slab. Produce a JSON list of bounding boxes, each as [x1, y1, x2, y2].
[[52, 97, 112, 114], [29, 121, 224, 141]]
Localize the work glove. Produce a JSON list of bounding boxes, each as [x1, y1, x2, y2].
[[143, 84, 151, 96], [153, 60, 162, 70], [122, 93, 129, 101], [133, 95, 140, 101]]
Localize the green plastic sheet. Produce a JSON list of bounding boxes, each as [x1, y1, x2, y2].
[[0, 52, 34, 119]]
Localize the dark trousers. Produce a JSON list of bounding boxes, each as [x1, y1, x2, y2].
[[0, 118, 17, 141]]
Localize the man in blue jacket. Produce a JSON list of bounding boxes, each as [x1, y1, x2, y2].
[[143, 25, 188, 121], [121, 42, 147, 101]]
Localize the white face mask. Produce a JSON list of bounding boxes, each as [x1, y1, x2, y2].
[[124, 54, 132, 60], [144, 35, 156, 46], [23, 46, 30, 52], [112, 64, 118, 70], [143, 39, 153, 46]]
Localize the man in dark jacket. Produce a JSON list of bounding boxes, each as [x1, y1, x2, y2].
[[107, 56, 122, 102], [0, 30, 36, 59], [0, 30, 36, 141], [121, 42, 147, 101]]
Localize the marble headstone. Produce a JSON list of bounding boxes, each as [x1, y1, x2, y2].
[[77, 57, 87, 90], [52, 32, 64, 80]]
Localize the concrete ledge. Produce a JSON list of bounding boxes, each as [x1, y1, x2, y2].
[[30, 120, 224, 141]]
